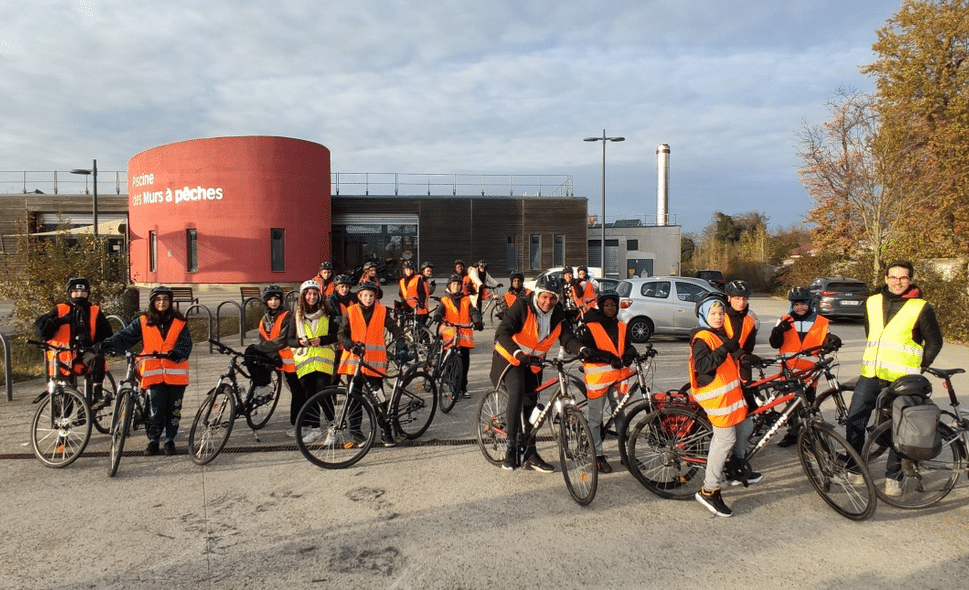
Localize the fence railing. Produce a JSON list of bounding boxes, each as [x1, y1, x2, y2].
[[0, 170, 127, 195]]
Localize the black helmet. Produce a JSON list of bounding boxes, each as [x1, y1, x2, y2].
[[402, 260, 416, 270], [562, 266, 574, 276], [319, 261, 333, 271], [597, 289, 620, 308], [149, 285, 174, 301], [725, 280, 751, 297], [334, 274, 352, 286], [476, 260, 488, 269], [448, 273, 464, 285], [362, 261, 377, 270], [357, 280, 379, 294], [788, 287, 812, 302], [577, 265, 588, 273], [454, 259, 465, 267], [420, 261, 434, 270], [509, 270, 525, 281], [536, 273, 562, 295], [67, 277, 90, 294], [263, 285, 284, 303], [888, 375, 932, 399], [694, 292, 728, 320]]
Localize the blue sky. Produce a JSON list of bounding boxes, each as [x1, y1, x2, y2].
[[0, 1, 899, 233]]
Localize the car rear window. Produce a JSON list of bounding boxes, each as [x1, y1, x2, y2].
[[616, 282, 632, 297], [827, 282, 867, 292]]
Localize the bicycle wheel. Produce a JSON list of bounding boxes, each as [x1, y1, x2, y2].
[[392, 370, 437, 439], [31, 385, 92, 468], [188, 385, 236, 465], [245, 369, 282, 430], [108, 388, 134, 477], [476, 386, 509, 465], [558, 404, 598, 505], [92, 371, 118, 435], [616, 400, 651, 469], [296, 387, 375, 469], [438, 352, 462, 414], [798, 422, 876, 520], [626, 407, 712, 500], [489, 300, 504, 329], [812, 384, 853, 427], [862, 420, 963, 509]]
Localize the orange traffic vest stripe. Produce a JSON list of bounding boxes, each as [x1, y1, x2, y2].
[[338, 304, 389, 377], [690, 330, 747, 428], [259, 311, 296, 373], [441, 296, 474, 349], [46, 303, 100, 377], [583, 322, 635, 399], [494, 306, 562, 374], [504, 289, 532, 309], [138, 315, 189, 387], [778, 314, 829, 375]]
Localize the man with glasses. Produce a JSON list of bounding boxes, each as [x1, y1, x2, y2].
[[844, 260, 943, 487]]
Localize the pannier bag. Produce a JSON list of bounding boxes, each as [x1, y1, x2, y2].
[[243, 346, 275, 387], [892, 394, 942, 461]]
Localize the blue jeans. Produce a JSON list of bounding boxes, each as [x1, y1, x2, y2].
[[146, 384, 186, 443]]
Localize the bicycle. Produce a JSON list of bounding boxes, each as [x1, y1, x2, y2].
[[625, 352, 878, 520], [187, 339, 283, 465], [26, 340, 94, 467], [862, 366, 968, 509], [425, 318, 473, 414], [32, 342, 117, 436], [106, 350, 167, 477], [389, 302, 434, 366], [478, 284, 505, 328], [294, 346, 437, 469], [476, 355, 598, 505]]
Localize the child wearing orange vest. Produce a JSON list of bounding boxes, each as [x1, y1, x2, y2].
[[691, 294, 761, 517], [432, 274, 484, 398], [251, 285, 305, 438], [100, 286, 193, 456]]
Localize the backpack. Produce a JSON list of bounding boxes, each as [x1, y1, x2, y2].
[[892, 394, 942, 461]]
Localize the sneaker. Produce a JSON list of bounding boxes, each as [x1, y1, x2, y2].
[[501, 449, 519, 470], [845, 471, 866, 486], [91, 394, 113, 411], [777, 431, 798, 448], [523, 454, 555, 473], [596, 455, 613, 474], [301, 428, 323, 444], [884, 478, 903, 497], [380, 429, 397, 448], [145, 440, 160, 456], [727, 471, 764, 487], [695, 488, 732, 517], [163, 441, 176, 456], [285, 427, 296, 438], [461, 390, 472, 399]]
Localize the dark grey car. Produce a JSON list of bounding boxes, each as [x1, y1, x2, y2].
[[807, 277, 870, 319]]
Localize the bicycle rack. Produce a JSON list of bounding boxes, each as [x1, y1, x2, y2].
[[216, 300, 246, 347], [0, 332, 12, 401], [183, 303, 214, 353], [242, 297, 266, 344]]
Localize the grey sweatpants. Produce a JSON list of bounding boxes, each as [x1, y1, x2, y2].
[[703, 418, 753, 491]]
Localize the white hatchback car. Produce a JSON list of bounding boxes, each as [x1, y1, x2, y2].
[[616, 276, 714, 342]]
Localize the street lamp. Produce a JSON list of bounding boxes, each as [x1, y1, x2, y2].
[[70, 159, 98, 237], [584, 130, 624, 277]]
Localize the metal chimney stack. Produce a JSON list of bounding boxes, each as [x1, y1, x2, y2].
[[656, 144, 670, 226]]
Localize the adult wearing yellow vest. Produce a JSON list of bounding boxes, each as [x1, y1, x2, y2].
[[845, 261, 943, 472], [292, 280, 339, 444], [35, 277, 114, 409], [769, 287, 842, 447], [691, 293, 762, 518], [492, 274, 583, 472], [101, 286, 193, 456], [252, 285, 305, 439], [432, 274, 484, 398], [576, 290, 637, 474]]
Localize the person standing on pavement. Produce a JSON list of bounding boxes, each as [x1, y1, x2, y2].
[[420, 261, 436, 297], [468, 260, 500, 312], [844, 260, 943, 492], [432, 274, 483, 399], [292, 280, 338, 444], [722, 280, 759, 384], [35, 277, 114, 410], [312, 262, 336, 298], [100, 286, 192, 456], [576, 266, 599, 311], [499, 270, 531, 321], [398, 260, 428, 320], [252, 285, 306, 439], [492, 274, 583, 472], [454, 259, 477, 299]]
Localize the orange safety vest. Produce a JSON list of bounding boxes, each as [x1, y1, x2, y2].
[[580, 280, 598, 310], [723, 313, 755, 349], [503, 289, 532, 309], [495, 306, 562, 374], [399, 275, 420, 310], [583, 322, 635, 399], [338, 304, 389, 377], [46, 303, 101, 377], [259, 311, 296, 373], [313, 276, 335, 298], [690, 330, 747, 428], [138, 315, 189, 387], [778, 314, 829, 375], [461, 275, 476, 297], [440, 296, 474, 349]]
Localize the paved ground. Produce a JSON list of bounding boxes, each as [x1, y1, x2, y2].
[[1, 295, 967, 589]]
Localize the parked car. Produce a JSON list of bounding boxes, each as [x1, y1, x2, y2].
[[807, 277, 870, 319], [695, 269, 725, 291], [523, 267, 609, 292], [616, 276, 714, 342]]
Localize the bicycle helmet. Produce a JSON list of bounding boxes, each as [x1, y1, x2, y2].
[[420, 261, 434, 271], [577, 265, 588, 273], [725, 280, 751, 297], [454, 259, 465, 267], [447, 273, 464, 287], [509, 270, 525, 282], [362, 261, 377, 271], [357, 280, 379, 294], [402, 260, 416, 270], [300, 280, 320, 294], [149, 285, 174, 301], [262, 285, 284, 302], [67, 277, 90, 294], [597, 289, 621, 309], [334, 274, 352, 286], [788, 287, 812, 302], [887, 375, 932, 399], [694, 292, 728, 321], [561, 266, 574, 276], [536, 273, 562, 295], [318, 261, 333, 271], [476, 260, 488, 270]]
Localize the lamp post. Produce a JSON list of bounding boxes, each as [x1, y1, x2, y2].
[[584, 131, 623, 277], [70, 159, 98, 237]]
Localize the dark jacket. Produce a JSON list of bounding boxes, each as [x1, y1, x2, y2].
[[490, 293, 581, 386], [35, 300, 113, 347], [578, 309, 636, 361], [101, 312, 193, 362]]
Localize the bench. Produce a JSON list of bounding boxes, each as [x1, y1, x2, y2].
[[170, 287, 198, 311], [241, 285, 297, 309]]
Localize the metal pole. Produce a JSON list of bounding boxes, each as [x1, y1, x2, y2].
[[92, 159, 98, 237], [600, 129, 606, 277]]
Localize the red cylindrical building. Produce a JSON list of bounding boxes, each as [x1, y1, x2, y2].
[[127, 136, 330, 284]]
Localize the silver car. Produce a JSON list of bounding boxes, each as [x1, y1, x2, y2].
[[616, 276, 713, 342]]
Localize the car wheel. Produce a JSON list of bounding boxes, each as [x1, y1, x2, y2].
[[628, 317, 654, 343]]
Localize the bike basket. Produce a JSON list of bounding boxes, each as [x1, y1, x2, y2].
[[243, 349, 274, 386]]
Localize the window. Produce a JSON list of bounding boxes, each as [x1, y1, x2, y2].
[[553, 234, 564, 266], [506, 236, 518, 270], [186, 229, 198, 273], [675, 281, 708, 303], [149, 231, 157, 272], [627, 239, 639, 251], [530, 234, 541, 270], [271, 228, 285, 272], [641, 281, 670, 299]]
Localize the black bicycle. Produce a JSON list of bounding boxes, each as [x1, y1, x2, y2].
[[425, 318, 471, 414], [187, 339, 283, 465], [107, 350, 167, 477]]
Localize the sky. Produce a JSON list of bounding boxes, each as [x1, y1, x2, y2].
[[0, 1, 901, 234]]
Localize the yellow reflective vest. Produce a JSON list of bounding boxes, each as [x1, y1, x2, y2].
[[861, 295, 926, 381]]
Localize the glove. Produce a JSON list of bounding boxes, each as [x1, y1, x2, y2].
[[774, 318, 793, 333], [621, 352, 638, 366], [722, 339, 740, 353], [610, 355, 623, 369], [823, 334, 842, 351], [473, 321, 484, 332], [350, 343, 365, 357], [578, 347, 594, 361], [524, 355, 544, 368], [165, 351, 180, 361], [740, 353, 763, 370], [395, 341, 412, 363]]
